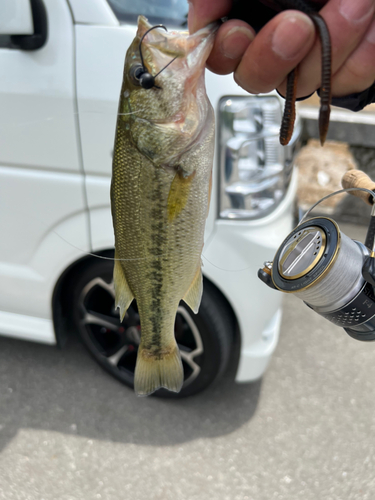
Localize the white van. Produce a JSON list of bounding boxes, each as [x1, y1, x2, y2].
[[0, 0, 300, 396]]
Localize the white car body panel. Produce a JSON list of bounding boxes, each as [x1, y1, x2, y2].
[[0, 0, 298, 383], [0, 0, 80, 172], [68, 0, 119, 26], [0, 0, 90, 335], [0, 166, 89, 318], [0, 0, 34, 35], [0, 310, 55, 344]]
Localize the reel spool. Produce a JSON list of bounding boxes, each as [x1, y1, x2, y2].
[[258, 170, 375, 341]]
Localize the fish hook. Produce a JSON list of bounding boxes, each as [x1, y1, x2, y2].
[[135, 24, 178, 90]]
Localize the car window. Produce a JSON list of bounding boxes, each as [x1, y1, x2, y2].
[[107, 0, 188, 27]]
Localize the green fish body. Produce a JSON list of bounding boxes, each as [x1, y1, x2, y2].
[[111, 17, 216, 396]]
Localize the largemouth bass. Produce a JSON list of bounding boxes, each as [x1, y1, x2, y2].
[[111, 16, 216, 396]]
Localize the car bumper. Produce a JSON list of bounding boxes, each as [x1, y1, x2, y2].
[[202, 170, 297, 382]]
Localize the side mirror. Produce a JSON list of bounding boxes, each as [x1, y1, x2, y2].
[[0, 0, 34, 35], [0, 0, 47, 50]]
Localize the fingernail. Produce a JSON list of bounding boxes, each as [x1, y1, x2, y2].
[[366, 18, 375, 43], [221, 26, 254, 59], [340, 0, 374, 22], [187, 1, 195, 34], [272, 12, 314, 60]]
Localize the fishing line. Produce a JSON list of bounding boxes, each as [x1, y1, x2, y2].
[[48, 230, 152, 262], [4, 28, 240, 273], [7, 133, 371, 272], [54, 226, 253, 270], [0, 105, 183, 129], [299, 187, 375, 224], [133, 24, 178, 89], [49, 223, 253, 270], [1, 35, 243, 273], [9, 119, 336, 269], [201, 254, 252, 272], [3, 200, 255, 270], [14, 187, 374, 268], [138, 25, 167, 68]]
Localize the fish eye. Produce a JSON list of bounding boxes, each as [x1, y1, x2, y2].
[[129, 64, 156, 90], [129, 64, 145, 86]]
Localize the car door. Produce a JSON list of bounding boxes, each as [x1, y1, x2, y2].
[[0, 0, 89, 343]]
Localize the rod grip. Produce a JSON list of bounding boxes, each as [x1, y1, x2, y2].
[[341, 170, 375, 205]]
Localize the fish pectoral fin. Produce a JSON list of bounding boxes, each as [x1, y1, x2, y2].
[[183, 266, 203, 314], [134, 343, 184, 397], [113, 252, 134, 322], [167, 170, 196, 222]]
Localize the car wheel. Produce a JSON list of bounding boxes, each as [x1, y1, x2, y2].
[[71, 258, 234, 398]]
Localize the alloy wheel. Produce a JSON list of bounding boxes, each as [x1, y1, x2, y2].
[[78, 276, 205, 389]]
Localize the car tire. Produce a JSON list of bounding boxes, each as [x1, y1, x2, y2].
[[71, 258, 234, 398]]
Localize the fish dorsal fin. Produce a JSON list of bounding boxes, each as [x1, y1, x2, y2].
[[113, 251, 135, 321], [167, 170, 195, 222], [183, 265, 203, 314]]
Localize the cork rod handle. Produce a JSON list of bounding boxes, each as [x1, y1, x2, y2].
[[341, 170, 375, 206]]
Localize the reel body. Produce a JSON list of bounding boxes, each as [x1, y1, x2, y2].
[[258, 170, 375, 341]]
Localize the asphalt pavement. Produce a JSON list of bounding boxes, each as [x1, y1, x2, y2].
[[1, 223, 375, 500]]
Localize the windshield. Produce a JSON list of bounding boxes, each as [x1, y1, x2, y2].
[[107, 0, 188, 27]]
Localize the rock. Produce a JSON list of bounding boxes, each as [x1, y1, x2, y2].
[[295, 139, 357, 211]]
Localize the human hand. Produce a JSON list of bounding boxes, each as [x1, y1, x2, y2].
[[188, 0, 375, 99]]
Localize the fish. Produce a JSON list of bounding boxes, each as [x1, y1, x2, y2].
[[110, 16, 217, 396]]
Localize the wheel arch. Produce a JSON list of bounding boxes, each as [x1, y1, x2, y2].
[[52, 249, 114, 348], [202, 276, 241, 375]]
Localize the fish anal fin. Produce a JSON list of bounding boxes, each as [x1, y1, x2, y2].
[[167, 170, 196, 222], [183, 266, 203, 314], [113, 252, 134, 322], [134, 343, 183, 397]]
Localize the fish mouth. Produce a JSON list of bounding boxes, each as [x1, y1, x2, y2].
[[136, 16, 218, 78]]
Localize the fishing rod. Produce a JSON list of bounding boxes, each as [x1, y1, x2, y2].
[[258, 170, 375, 342]]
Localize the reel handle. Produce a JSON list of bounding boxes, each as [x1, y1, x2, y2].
[[341, 170, 375, 206]]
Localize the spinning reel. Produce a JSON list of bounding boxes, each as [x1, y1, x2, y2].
[[259, 170, 375, 341]]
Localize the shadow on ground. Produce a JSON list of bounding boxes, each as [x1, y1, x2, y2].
[[0, 334, 261, 451]]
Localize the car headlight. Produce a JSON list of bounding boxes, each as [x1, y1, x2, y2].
[[218, 95, 300, 220]]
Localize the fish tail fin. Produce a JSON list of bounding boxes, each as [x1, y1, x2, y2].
[[134, 342, 184, 397]]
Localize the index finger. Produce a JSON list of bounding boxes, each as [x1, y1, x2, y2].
[[188, 0, 233, 33]]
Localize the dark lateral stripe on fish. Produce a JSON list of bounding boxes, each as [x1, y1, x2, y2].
[[148, 172, 166, 350]]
